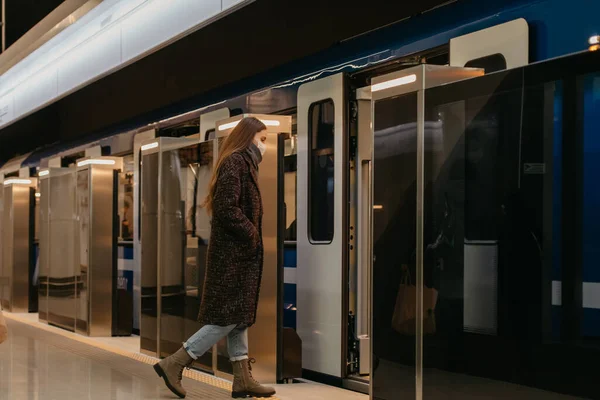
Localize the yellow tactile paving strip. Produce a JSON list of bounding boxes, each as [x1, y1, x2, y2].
[[3, 312, 281, 399]]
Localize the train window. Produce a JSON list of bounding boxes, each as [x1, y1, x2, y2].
[[308, 99, 335, 243], [119, 155, 135, 242], [205, 128, 216, 141]]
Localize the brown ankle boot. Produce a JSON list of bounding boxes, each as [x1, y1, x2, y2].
[[154, 347, 194, 399], [231, 358, 276, 398]]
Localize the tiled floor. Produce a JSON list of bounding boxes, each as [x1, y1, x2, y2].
[[0, 313, 367, 400]]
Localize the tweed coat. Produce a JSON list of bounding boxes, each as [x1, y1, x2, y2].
[[197, 150, 264, 327]]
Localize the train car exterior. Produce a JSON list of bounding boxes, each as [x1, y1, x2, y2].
[[1, 0, 600, 399]]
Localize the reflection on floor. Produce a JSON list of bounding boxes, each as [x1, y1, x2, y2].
[[374, 359, 586, 400], [0, 313, 366, 400]]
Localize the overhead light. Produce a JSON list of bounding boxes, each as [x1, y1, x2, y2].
[[589, 35, 600, 45], [262, 120, 281, 127], [371, 74, 417, 92], [77, 159, 116, 167], [218, 119, 281, 131], [39, 169, 50, 177], [35, 193, 41, 198], [373, 205, 384, 210], [218, 121, 240, 131], [141, 142, 159, 151], [3, 179, 32, 186]]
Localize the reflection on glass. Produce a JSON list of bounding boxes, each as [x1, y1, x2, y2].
[[582, 73, 600, 342], [47, 172, 78, 331], [372, 92, 418, 399], [119, 155, 135, 242], [76, 169, 90, 334], [411, 61, 598, 398], [141, 152, 159, 354], [38, 179, 49, 322], [0, 189, 2, 307], [308, 100, 335, 243], [119, 172, 134, 241], [284, 147, 297, 242], [159, 142, 213, 371]]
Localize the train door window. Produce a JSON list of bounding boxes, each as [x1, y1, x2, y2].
[[308, 99, 335, 243], [119, 155, 135, 242], [205, 128, 216, 141]]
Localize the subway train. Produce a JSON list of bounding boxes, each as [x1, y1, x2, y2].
[[1, 1, 600, 399]]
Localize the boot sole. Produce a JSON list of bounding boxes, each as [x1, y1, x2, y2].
[[232, 391, 276, 398], [154, 363, 186, 399]]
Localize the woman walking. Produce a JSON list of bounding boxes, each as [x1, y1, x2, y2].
[[154, 117, 275, 399]]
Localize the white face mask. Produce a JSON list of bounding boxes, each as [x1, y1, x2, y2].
[[255, 140, 266, 156]]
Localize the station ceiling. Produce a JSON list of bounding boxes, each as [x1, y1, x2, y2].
[[0, 0, 451, 163]]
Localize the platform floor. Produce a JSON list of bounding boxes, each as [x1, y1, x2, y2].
[[0, 313, 366, 400]]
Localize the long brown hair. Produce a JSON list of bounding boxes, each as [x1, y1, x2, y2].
[[203, 117, 266, 215]]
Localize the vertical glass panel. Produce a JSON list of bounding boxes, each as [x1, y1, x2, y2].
[[421, 76, 524, 396], [188, 141, 214, 371], [47, 173, 77, 331], [76, 169, 90, 334], [141, 152, 159, 354], [119, 156, 135, 241], [160, 143, 213, 371], [38, 179, 49, 322], [0, 187, 3, 310], [418, 64, 594, 398], [308, 100, 335, 243], [372, 92, 418, 400], [582, 73, 600, 342], [1, 187, 11, 310]]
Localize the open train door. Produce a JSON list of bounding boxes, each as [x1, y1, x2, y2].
[[297, 74, 351, 382]]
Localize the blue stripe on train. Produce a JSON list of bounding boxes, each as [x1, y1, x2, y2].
[[283, 247, 297, 329], [283, 247, 297, 268], [118, 244, 134, 260]]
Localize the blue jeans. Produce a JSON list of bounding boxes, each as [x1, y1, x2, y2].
[[183, 324, 248, 362]]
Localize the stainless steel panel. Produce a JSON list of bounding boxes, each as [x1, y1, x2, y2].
[[371, 65, 483, 101], [48, 171, 77, 330], [211, 122, 287, 382], [76, 169, 90, 334], [1, 186, 13, 311], [38, 178, 49, 322], [356, 96, 372, 376], [134, 130, 157, 336], [247, 132, 281, 383], [88, 166, 115, 337], [0, 185, 4, 310], [141, 151, 159, 355], [11, 185, 32, 313]]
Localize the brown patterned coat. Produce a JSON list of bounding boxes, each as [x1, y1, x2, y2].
[[197, 151, 263, 327]]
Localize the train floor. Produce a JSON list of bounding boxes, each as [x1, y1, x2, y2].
[[0, 313, 366, 400]]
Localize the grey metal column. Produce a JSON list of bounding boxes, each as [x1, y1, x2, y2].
[[76, 157, 123, 337], [43, 168, 78, 331], [1, 178, 37, 313]]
